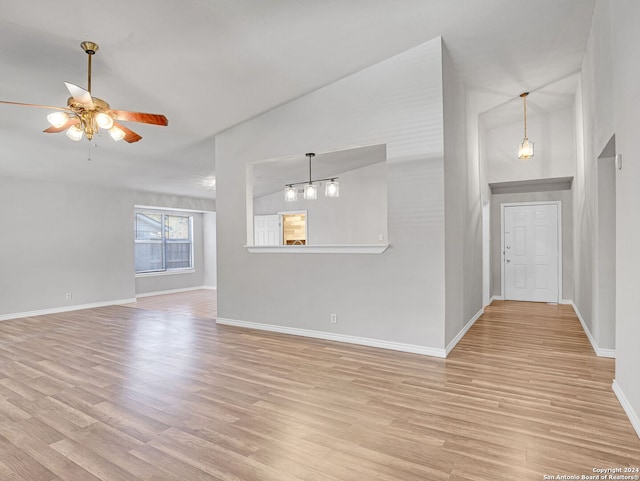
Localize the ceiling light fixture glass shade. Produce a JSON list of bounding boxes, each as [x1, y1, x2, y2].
[[517, 92, 534, 159], [284, 185, 298, 202], [47, 111, 69, 128], [325, 179, 339, 198], [108, 126, 125, 141], [95, 112, 114, 129], [518, 137, 534, 159], [66, 124, 83, 141], [303, 183, 318, 200]]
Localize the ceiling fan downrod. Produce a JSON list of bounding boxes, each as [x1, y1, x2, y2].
[[80, 41, 99, 94]]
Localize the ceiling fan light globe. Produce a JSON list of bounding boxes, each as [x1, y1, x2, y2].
[[66, 125, 83, 141], [47, 111, 69, 128], [109, 126, 125, 142], [95, 112, 114, 129]]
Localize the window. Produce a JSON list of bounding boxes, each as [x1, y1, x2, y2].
[[135, 211, 193, 273]]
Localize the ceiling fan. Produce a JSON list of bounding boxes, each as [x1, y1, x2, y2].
[[0, 41, 168, 143]]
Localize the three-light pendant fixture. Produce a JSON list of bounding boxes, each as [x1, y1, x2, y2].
[[284, 153, 340, 202]]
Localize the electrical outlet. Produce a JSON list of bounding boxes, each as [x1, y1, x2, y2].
[[65, 293, 72, 300], [330, 313, 337, 324]]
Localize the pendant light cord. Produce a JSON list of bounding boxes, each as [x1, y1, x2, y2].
[[521, 92, 529, 138]]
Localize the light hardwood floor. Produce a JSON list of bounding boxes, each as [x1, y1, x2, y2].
[[0, 293, 638, 480], [123, 289, 217, 319]]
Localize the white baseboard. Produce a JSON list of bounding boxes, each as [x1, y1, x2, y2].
[[0, 298, 137, 322], [570, 301, 616, 358], [445, 308, 484, 356], [597, 348, 616, 358], [491, 295, 504, 302], [612, 379, 640, 439], [216, 317, 447, 358], [136, 285, 215, 298], [560, 299, 572, 305]]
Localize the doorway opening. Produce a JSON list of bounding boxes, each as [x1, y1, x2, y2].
[[281, 211, 307, 245], [595, 134, 617, 349]]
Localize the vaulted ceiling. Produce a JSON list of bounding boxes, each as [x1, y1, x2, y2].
[[0, 0, 595, 199]]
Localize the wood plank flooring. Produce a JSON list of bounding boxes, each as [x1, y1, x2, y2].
[[123, 289, 217, 319], [0, 294, 638, 480]]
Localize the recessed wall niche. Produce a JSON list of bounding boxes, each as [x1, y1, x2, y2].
[[247, 144, 388, 248]]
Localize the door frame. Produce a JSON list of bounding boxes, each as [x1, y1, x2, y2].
[[500, 201, 562, 303]]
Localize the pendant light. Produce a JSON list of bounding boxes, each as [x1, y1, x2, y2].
[[517, 92, 534, 159], [283, 152, 340, 202]]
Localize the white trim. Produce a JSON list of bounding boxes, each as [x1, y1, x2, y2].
[[612, 380, 640, 439], [216, 317, 446, 358], [135, 268, 196, 278], [0, 298, 137, 322], [570, 301, 616, 358], [598, 348, 616, 358], [202, 286, 217, 290], [572, 300, 597, 355], [135, 286, 215, 298], [491, 295, 504, 302], [134, 204, 212, 214], [559, 298, 572, 305], [501, 201, 562, 303], [445, 308, 484, 356], [245, 244, 389, 254]]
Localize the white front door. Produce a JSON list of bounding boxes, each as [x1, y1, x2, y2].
[[503, 203, 559, 303], [254, 215, 280, 246]]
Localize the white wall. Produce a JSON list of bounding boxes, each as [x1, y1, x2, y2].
[[0, 175, 215, 317], [609, 0, 640, 436], [579, 0, 640, 436], [442, 43, 482, 346], [0, 176, 135, 315], [474, 96, 493, 305], [203, 211, 217, 288], [484, 106, 576, 185], [574, 0, 616, 353], [253, 162, 387, 245], [216, 38, 448, 351]]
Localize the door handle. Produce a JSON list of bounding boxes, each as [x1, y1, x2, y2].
[[506, 259, 511, 263]]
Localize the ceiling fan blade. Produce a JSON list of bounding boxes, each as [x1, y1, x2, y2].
[[114, 122, 142, 143], [0, 100, 69, 111], [64, 81, 94, 108], [110, 110, 168, 126], [43, 117, 79, 133]]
